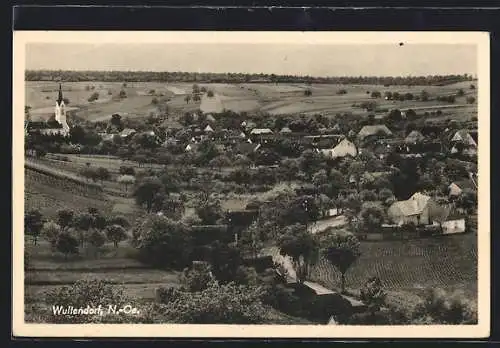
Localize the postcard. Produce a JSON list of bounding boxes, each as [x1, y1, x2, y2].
[[13, 31, 490, 338]]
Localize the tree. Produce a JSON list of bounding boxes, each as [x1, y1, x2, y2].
[[412, 288, 477, 324], [72, 212, 93, 246], [207, 90, 214, 98], [119, 89, 127, 98], [96, 167, 111, 184], [131, 215, 192, 269], [44, 279, 127, 323], [239, 221, 264, 259], [304, 89, 312, 96], [466, 96, 476, 104], [320, 230, 361, 293], [360, 202, 385, 232], [25, 209, 44, 245], [470, 84, 475, 90], [371, 91, 381, 98], [420, 90, 429, 101], [69, 125, 86, 144], [42, 221, 62, 247], [119, 166, 135, 175], [57, 209, 74, 229], [195, 198, 223, 225], [88, 229, 106, 256], [88, 92, 99, 102], [159, 281, 270, 324], [209, 155, 231, 169], [110, 113, 122, 128], [180, 261, 214, 292], [378, 188, 395, 203], [360, 276, 387, 316], [457, 89, 465, 97], [55, 231, 79, 260], [107, 215, 130, 228], [105, 224, 127, 248], [184, 95, 191, 104], [277, 225, 320, 283], [133, 176, 164, 213]]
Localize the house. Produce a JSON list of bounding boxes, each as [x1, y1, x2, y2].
[[387, 192, 443, 226], [357, 125, 393, 141], [451, 129, 477, 147], [205, 114, 216, 123], [405, 130, 425, 144], [448, 180, 475, 197], [120, 128, 137, 138], [250, 128, 273, 135], [280, 127, 292, 134], [325, 138, 357, 159], [204, 124, 214, 133]]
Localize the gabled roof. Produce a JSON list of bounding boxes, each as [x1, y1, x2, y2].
[[280, 127, 292, 133], [405, 130, 425, 144], [250, 128, 273, 135], [450, 180, 475, 191], [389, 192, 431, 217], [120, 128, 137, 137], [357, 125, 393, 140], [204, 125, 214, 132], [451, 129, 477, 147]]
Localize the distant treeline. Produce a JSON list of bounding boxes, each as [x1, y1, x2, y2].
[[25, 70, 474, 86]]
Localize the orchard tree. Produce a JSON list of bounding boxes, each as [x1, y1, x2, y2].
[[88, 229, 106, 257], [277, 224, 320, 283], [133, 176, 164, 213], [117, 174, 135, 192], [73, 212, 93, 246], [57, 209, 74, 229], [42, 221, 62, 247], [25, 209, 44, 245], [131, 215, 192, 269], [320, 229, 361, 293], [105, 224, 127, 248], [96, 167, 111, 184], [55, 231, 79, 260]]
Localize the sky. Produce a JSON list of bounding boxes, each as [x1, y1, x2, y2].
[[26, 43, 477, 77]]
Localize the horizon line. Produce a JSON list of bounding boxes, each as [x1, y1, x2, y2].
[[25, 69, 477, 80]]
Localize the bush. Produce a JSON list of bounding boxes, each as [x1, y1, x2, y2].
[[180, 261, 214, 292], [88, 92, 99, 102], [44, 279, 128, 323], [412, 288, 478, 324]]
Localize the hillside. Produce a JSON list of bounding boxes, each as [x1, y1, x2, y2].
[[265, 232, 477, 308]]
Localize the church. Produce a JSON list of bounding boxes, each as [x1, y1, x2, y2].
[[25, 84, 71, 137]]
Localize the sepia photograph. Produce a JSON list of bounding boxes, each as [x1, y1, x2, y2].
[[12, 31, 490, 338]]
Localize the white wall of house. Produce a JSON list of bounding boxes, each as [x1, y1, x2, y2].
[[442, 219, 466, 234]]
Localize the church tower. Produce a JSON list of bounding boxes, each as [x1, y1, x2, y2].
[[54, 83, 69, 133]]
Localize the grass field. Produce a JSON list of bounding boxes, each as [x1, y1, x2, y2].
[[26, 81, 478, 123], [25, 240, 182, 305]]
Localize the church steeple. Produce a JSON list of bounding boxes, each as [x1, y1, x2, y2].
[[57, 83, 63, 105]]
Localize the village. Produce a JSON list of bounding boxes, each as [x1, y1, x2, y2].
[[24, 74, 478, 325]]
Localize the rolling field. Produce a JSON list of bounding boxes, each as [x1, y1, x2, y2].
[[264, 232, 477, 309], [26, 81, 478, 123]]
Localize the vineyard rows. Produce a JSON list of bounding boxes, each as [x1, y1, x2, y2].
[[265, 233, 477, 296]]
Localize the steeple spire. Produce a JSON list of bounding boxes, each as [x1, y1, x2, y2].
[[57, 83, 63, 105]]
